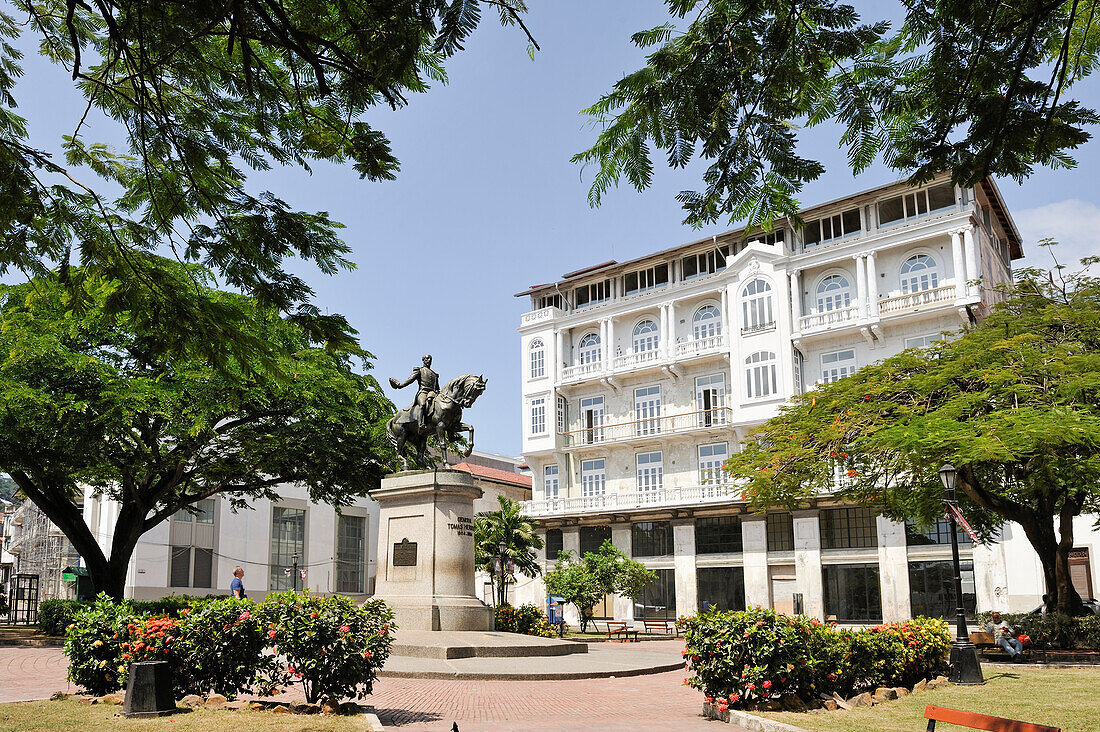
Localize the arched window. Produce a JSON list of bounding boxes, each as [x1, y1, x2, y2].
[[578, 332, 601, 364], [529, 338, 545, 379], [745, 351, 778, 399], [816, 274, 852, 312], [632, 319, 660, 353], [901, 254, 939, 294], [741, 278, 774, 333], [693, 305, 722, 340]]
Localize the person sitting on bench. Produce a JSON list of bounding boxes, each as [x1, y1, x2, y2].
[[985, 611, 1024, 661]]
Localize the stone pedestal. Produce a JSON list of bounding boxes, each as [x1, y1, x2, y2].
[[373, 469, 493, 631]]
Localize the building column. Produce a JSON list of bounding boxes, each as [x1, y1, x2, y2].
[[660, 304, 670, 359], [789, 271, 802, 332], [720, 288, 730, 347], [600, 319, 609, 371], [562, 526, 582, 625], [742, 517, 770, 608], [865, 251, 880, 318], [853, 254, 868, 319], [611, 523, 635, 621], [667, 300, 676, 356], [607, 317, 616, 366], [673, 520, 698, 618], [793, 511, 824, 620], [973, 526, 1010, 613], [951, 229, 967, 302], [876, 516, 911, 622], [555, 329, 565, 382], [963, 225, 980, 298]]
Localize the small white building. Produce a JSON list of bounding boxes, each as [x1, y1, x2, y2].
[[514, 174, 1099, 625]]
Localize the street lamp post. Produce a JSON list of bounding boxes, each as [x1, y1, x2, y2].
[[939, 462, 984, 685], [292, 554, 300, 593]]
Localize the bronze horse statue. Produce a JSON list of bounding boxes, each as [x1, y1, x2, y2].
[[386, 373, 487, 469]]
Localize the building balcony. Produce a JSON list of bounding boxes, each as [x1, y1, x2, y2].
[[560, 335, 728, 384], [674, 334, 725, 359], [561, 406, 732, 449], [561, 361, 603, 381], [520, 306, 565, 328], [798, 305, 862, 335], [523, 483, 742, 518], [612, 349, 662, 371], [878, 284, 956, 315]]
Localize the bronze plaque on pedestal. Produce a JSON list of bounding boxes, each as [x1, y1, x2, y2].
[[392, 538, 418, 567]]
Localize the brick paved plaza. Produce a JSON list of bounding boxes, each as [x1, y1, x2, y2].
[[0, 645, 737, 731]]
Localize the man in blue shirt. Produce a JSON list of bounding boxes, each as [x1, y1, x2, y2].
[[230, 566, 246, 599]]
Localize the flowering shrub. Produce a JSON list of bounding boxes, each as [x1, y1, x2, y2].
[[258, 592, 395, 704], [495, 604, 554, 637], [682, 607, 950, 709], [173, 599, 275, 698], [64, 594, 133, 695]]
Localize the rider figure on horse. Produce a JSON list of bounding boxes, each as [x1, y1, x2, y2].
[[389, 354, 440, 431]]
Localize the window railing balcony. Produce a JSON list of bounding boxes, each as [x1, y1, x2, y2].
[[613, 349, 662, 371], [675, 334, 724, 358], [522, 483, 743, 517], [879, 284, 956, 315], [520, 306, 564, 326], [741, 321, 776, 336], [561, 361, 603, 381], [562, 406, 732, 448], [798, 305, 862, 333]]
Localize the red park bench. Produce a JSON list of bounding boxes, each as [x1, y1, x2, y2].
[[925, 705, 1059, 732]]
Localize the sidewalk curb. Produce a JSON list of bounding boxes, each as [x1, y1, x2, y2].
[[703, 703, 812, 732]]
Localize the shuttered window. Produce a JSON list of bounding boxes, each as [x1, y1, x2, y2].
[[192, 548, 213, 588], [170, 547, 191, 587]]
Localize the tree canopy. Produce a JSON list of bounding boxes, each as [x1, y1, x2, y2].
[[543, 540, 657, 631], [726, 263, 1100, 614], [575, 0, 1100, 228], [473, 494, 544, 605], [0, 261, 395, 598], [0, 0, 533, 366]]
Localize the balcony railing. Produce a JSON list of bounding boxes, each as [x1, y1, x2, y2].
[[798, 304, 862, 333], [562, 406, 732, 448], [561, 361, 603, 381], [675, 334, 724, 358], [523, 483, 742, 516], [879, 284, 956, 315], [740, 321, 776, 336], [612, 349, 661, 370]]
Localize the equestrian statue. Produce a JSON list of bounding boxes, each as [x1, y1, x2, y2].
[[386, 354, 487, 469]]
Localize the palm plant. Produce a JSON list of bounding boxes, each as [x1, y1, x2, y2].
[[474, 495, 544, 607]]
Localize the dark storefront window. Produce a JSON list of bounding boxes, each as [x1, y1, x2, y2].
[[696, 516, 743, 554], [546, 529, 563, 561], [766, 512, 794, 552], [823, 564, 882, 622], [906, 518, 973, 546], [698, 567, 746, 612], [632, 521, 672, 557], [580, 525, 611, 556], [909, 560, 976, 618], [634, 568, 676, 620], [821, 507, 878, 549]]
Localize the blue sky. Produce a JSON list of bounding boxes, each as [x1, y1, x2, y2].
[[14, 1, 1100, 457]]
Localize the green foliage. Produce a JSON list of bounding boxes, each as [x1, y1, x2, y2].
[[63, 595, 132, 695], [974, 612, 1100, 650], [0, 263, 394, 598], [577, 1, 1100, 228], [494, 604, 554, 637], [726, 267, 1100, 614], [474, 494, 544, 602], [39, 600, 85, 637], [40, 596, 215, 636], [543, 540, 657, 631], [0, 1, 534, 364], [682, 608, 950, 709], [258, 592, 395, 705], [63, 592, 395, 702]]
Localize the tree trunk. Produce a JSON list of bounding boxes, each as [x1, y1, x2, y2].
[[1016, 508, 1085, 615]]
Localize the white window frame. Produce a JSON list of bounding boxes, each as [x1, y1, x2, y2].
[[815, 273, 853, 312], [634, 384, 662, 436], [693, 304, 722, 340], [741, 278, 774, 333], [581, 458, 606, 501], [698, 443, 729, 487], [904, 333, 941, 350], [556, 394, 568, 434], [803, 208, 861, 248], [623, 263, 669, 294], [530, 397, 547, 435], [695, 373, 727, 426], [820, 349, 857, 384], [529, 338, 545, 379], [544, 464, 559, 499], [578, 332, 602, 364], [636, 451, 664, 499], [900, 253, 940, 294], [580, 395, 605, 444], [745, 351, 778, 399], [632, 319, 660, 354], [876, 183, 956, 227]]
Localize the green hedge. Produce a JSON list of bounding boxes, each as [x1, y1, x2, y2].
[[973, 612, 1100, 650], [494, 604, 554, 637], [682, 608, 950, 710], [39, 595, 218, 637]]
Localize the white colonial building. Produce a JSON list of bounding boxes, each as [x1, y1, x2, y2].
[[515, 175, 1099, 626]]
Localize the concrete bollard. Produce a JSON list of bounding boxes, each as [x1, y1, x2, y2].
[[121, 661, 176, 717]]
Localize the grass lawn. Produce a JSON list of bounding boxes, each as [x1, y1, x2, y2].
[[758, 667, 1099, 732], [0, 700, 375, 732]]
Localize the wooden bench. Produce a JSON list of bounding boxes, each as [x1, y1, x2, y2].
[[642, 619, 677, 636], [925, 705, 1059, 732], [605, 621, 639, 642], [969, 631, 1023, 660]]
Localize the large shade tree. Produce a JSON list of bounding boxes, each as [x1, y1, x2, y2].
[[576, 0, 1100, 227], [726, 264, 1100, 615], [0, 0, 534, 366], [0, 261, 395, 598]]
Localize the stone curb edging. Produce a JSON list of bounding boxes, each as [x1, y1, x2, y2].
[[703, 703, 811, 732], [378, 660, 684, 681]]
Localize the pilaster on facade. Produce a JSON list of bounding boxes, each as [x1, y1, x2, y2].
[[876, 516, 912, 623], [673, 520, 698, 618], [742, 517, 769, 608], [793, 511, 824, 620]]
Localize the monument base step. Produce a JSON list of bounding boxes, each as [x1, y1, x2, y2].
[[390, 630, 588, 659]]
